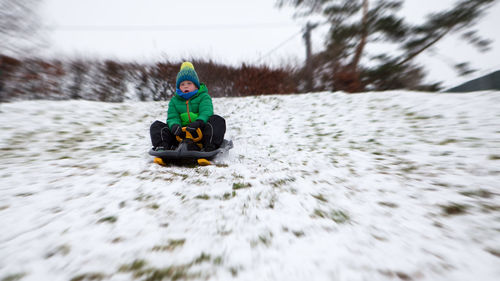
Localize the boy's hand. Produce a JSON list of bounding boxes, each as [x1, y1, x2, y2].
[[186, 120, 204, 137], [171, 124, 184, 137]]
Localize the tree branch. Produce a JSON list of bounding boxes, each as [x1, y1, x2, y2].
[[397, 28, 451, 67]]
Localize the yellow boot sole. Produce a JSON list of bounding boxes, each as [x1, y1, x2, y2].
[[154, 157, 166, 166], [197, 158, 211, 166]]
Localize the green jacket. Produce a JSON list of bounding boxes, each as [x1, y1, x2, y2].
[[167, 83, 213, 128]]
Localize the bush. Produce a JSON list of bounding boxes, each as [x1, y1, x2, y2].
[[0, 55, 299, 102]]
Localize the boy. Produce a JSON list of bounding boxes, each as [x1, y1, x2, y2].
[[150, 62, 226, 152]]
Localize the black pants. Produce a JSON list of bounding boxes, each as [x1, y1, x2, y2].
[[150, 115, 226, 148]]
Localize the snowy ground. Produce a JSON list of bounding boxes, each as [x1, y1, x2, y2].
[[1, 91, 499, 281]]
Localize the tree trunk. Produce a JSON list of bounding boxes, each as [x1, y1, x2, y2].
[[339, 0, 369, 93], [303, 22, 317, 92], [350, 0, 369, 73]]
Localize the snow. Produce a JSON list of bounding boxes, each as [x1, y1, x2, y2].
[[0, 90, 499, 281]]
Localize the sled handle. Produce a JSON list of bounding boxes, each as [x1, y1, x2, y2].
[[176, 127, 203, 143]]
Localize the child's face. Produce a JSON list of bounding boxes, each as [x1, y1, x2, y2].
[[179, 81, 197, 93]]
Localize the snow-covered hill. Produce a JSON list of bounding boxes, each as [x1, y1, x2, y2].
[[1, 91, 499, 281]]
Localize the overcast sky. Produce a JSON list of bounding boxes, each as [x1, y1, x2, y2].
[[40, 0, 500, 88]]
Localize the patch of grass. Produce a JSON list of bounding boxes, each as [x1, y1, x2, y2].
[[15, 193, 34, 197], [433, 221, 444, 228], [167, 171, 189, 180], [485, 248, 500, 258], [58, 155, 73, 160], [111, 237, 123, 243], [213, 256, 223, 265], [317, 132, 332, 137], [379, 270, 413, 280], [480, 204, 500, 213], [378, 201, 398, 208], [372, 234, 388, 241], [229, 267, 239, 277], [135, 194, 154, 202], [409, 114, 433, 120], [231, 173, 244, 179], [194, 194, 210, 200], [137, 265, 191, 280], [118, 259, 148, 273], [119, 253, 215, 281], [267, 194, 277, 209], [190, 179, 207, 185], [193, 252, 211, 264], [152, 239, 186, 252], [195, 168, 210, 177], [251, 232, 273, 248], [440, 203, 468, 216], [45, 244, 71, 258], [460, 189, 494, 199], [313, 209, 350, 224], [400, 165, 419, 173], [1, 273, 26, 281], [269, 177, 296, 188], [489, 155, 500, 160], [332, 131, 343, 139], [438, 139, 458, 145], [232, 182, 252, 190], [433, 182, 451, 188], [222, 191, 236, 200], [312, 194, 328, 203], [258, 235, 271, 246], [147, 203, 160, 209], [97, 216, 118, 224], [292, 230, 305, 237], [69, 273, 106, 281]]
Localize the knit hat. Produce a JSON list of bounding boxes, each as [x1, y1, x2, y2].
[[176, 62, 200, 89]]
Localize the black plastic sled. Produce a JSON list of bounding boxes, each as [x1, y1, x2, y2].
[[149, 139, 233, 160], [149, 127, 233, 166]]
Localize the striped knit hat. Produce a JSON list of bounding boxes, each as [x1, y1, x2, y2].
[[176, 62, 200, 89]]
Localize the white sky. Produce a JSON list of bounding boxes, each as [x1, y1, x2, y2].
[[40, 0, 500, 89]]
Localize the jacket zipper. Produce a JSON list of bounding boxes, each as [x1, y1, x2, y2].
[[186, 100, 192, 122]]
